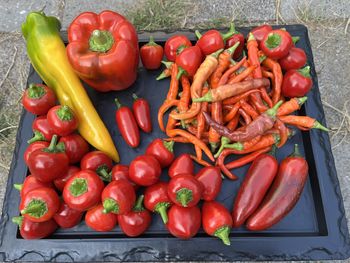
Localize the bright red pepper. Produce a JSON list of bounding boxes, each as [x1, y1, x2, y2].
[[279, 47, 307, 70], [167, 174, 202, 207], [22, 83, 56, 115], [144, 182, 172, 224], [101, 179, 136, 215], [27, 115, 55, 143], [225, 25, 245, 60], [80, 150, 113, 182], [166, 205, 201, 239], [118, 195, 152, 237], [85, 204, 118, 232], [164, 35, 192, 62], [28, 135, 69, 183], [129, 155, 161, 186], [202, 201, 232, 245], [195, 166, 222, 201], [145, 139, 174, 168], [132, 94, 152, 133], [57, 134, 89, 164], [140, 36, 163, 70], [20, 187, 60, 223], [53, 166, 80, 192], [12, 216, 57, 239], [14, 174, 53, 199], [260, 29, 293, 60], [282, 66, 313, 97], [168, 153, 194, 178], [67, 11, 139, 92], [175, 45, 203, 79], [53, 202, 83, 228], [111, 164, 129, 181], [232, 150, 278, 228], [63, 170, 104, 211], [47, 105, 78, 136], [115, 98, 140, 148], [246, 144, 309, 231], [24, 141, 49, 166], [250, 24, 273, 43]]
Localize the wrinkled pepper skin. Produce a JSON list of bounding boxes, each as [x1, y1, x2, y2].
[[67, 11, 139, 92], [22, 12, 119, 162]]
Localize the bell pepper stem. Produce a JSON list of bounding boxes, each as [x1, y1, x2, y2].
[[161, 61, 173, 68], [21, 199, 48, 218], [214, 226, 231, 246], [265, 32, 282, 49], [176, 188, 193, 207], [115, 98, 122, 109], [27, 130, 45, 144], [222, 22, 236, 41], [176, 67, 186, 80], [176, 44, 187, 55], [47, 134, 58, 152], [157, 70, 169, 81], [97, 165, 111, 182], [12, 216, 23, 228], [290, 144, 302, 157], [298, 66, 311, 78], [89, 29, 114, 53], [163, 140, 174, 153], [28, 84, 45, 99], [292, 36, 300, 44], [313, 121, 329, 131], [103, 198, 119, 214], [265, 100, 283, 117], [57, 105, 74, 121], [14, 184, 23, 191], [155, 202, 170, 224], [69, 178, 88, 197], [193, 92, 213, 102], [147, 36, 158, 46], [195, 30, 202, 39], [133, 195, 145, 212]]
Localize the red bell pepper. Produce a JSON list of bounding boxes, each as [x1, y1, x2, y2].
[[195, 166, 222, 201], [67, 11, 139, 92], [279, 47, 307, 70], [53, 202, 83, 228], [129, 155, 161, 186], [58, 134, 89, 164], [27, 115, 55, 143], [282, 66, 313, 97], [140, 36, 164, 70], [47, 105, 78, 136], [132, 94, 152, 133], [168, 153, 194, 178], [260, 29, 293, 60], [85, 204, 118, 232], [12, 216, 57, 239], [145, 138, 175, 168], [23, 141, 49, 166], [53, 165, 80, 192], [164, 35, 192, 62], [175, 45, 203, 79], [250, 24, 273, 43], [14, 174, 53, 199], [225, 24, 245, 60], [80, 150, 113, 182], [22, 83, 56, 115]]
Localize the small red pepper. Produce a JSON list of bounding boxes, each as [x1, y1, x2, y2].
[[279, 47, 307, 70], [80, 150, 113, 182], [168, 153, 194, 178], [23, 141, 49, 166], [27, 135, 69, 183], [101, 179, 136, 215], [164, 35, 192, 62], [12, 216, 57, 239], [250, 24, 273, 43], [22, 83, 56, 115], [145, 138, 175, 168], [27, 115, 55, 143], [167, 174, 202, 207], [195, 166, 222, 201], [57, 134, 89, 164], [53, 166, 80, 192], [132, 94, 152, 133], [20, 187, 60, 223], [85, 204, 118, 232], [202, 201, 232, 246], [63, 170, 104, 211], [129, 155, 161, 186], [14, 174, 53, 199], [175, 45, 203, 79], [144, 182, 172, 224], [118, 195, 152, 237], [260, 29, 293, 60], [110, 164, 138, 190], [53, 202, 83, 228], [47, 105, 78, 136], [140, 36, 164, 70], [282, 66, 313, 97], [225, 24, 245, 60]]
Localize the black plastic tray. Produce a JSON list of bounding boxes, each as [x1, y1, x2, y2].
[[0, 25, 349, 262]]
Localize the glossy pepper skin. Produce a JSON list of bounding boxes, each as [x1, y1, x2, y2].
[[53, 202, 83, 228], [129, 155, 161, 186], [250, 24, 273, 43], [144, 182, 172, 224], [140, 36, 163, 70], [282, 66, 313, 97], [20, 187, 60, 223], [202, 201, 232, 246], [14, 174, 54, 199], [279, 47, 307, 71], [246, 144, 309, 231], [47, 105, 78, 136], [12, 216, 57, 239], [168, 153, 194, 178], [67, 11, 138, 92], [22, 83, 56, 115], [28, 135, 69, 183], [195, 166, 222, 201], [166, 205, 201, 239], [80, 151, 113, 182], [168, 174, 202, 207], [22, 12, 119, 162], [53, 166, 80, 192], [110, 164, 138, 190], [23, 141, 49, 166], [58, 134, 89, 164], [225, 25, 245, 60], [232, 151, 278, 228], [115, 98, 140, 148], [260, 29, 293, 60], [164, 35, 192, 62], [85, 204, 118, 232], [63, 170, 104, 211], [132, 94, 152, 133], [28, 115, 55, 143], [175, 46, 203, 79], [118, 195, 152, 237], [145, 139, 175, 168]]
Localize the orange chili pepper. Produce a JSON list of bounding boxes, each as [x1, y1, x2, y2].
[[166, 63, 179, 100], [178, 75, 191, 112], [240, 100, 259, 119], [277, 97, 308, 116], [239, 108, 252, 125], [218, 57, 247, 86], [216, 148, 239, 180], [227, 113, 240, 130], [278, 115, 329, 131], [190, 155, 212, 167], [224, 102, 240, 123], [222, 89, 261, 105], [196, 88, 209, 160], [158, 100, 179, 132], [262, 57, 283, 105], [275, 119, 288, 148], [226, 147, 271, 170], [228, 65, 256, 84]]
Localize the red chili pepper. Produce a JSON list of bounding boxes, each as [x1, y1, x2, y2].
[[282, 66, 313, 97], [23, 141, 49, 165], [63, 170, 104, 211], [22, 83, 56, 115], [101, 180, 136, 215], [85, 204, 118, 232], [144, 182, 172, 224], [168, 153, 194, 178], [53, 202, 83, 228], [27, 115, 55, 143], [246, 144, 309, 231], [20, 187, 60, 223], [28, 135, 69, 183], [167, 174, 202, 207], [140, 36, 163, 70], [115, 98, 140, 148], [47, 105, 78, 136], [279, 47, 307, 70], [175, 45, 203, 79], [195, 166, 222, 201], [164, 35, 192, 62], [129, 154, 161, 186], [80, 151, 113, 182], [250, 24, 273, 43], [14, 174, 53, 199], [118, 195, 152, 237], [12, 216, 57, 239], [202, 201, 232, 245], [132, 93, 152, 133], [232, 148, 278, 228], [67, 11, 138, 92], [260, 29, 293, 60], [57, 134, 89, 164], [166, 205, 201, 239], [145, 138, 175, 168], [225, 25, 245, 60], [53, 166, 80, 192]]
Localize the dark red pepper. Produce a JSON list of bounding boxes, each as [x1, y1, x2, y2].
[[53, 165, 80, 192], [175, 45, 203, 79], [260, 29, 293, 60], [164, 35, 192, 62], [27, 115, 55, 143], [53, 202, 83, 228], [47, 105, 78, 136], [85, 204, 118, 232], [279, 47, 307, 71], [57, 134, 89, 164], [12, 216, 57, 239], [80, 151, 113, 182], [22, 83, 56, 116], [132, 94, 152, 133], [145, 138, 174, 168], [23, 141, 49, 166], [129, 155, 161, 186], [281, 66, 313, 97], [140, 36, 164, 70], [14, 174, 53, 199], [250, 24, 273, 43], [195, 166, 222, 201], [225, 24, 245, 60], [168, 153, 194, 178]]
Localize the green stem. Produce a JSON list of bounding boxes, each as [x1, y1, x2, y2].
[[193, 92, 213, 102], [225, 42, 239, 55], [298, 66, 311, 78], [176, 188, 193, 207], [115, 98, 122, 109], [89, 29, 114, 53], [103, 198, 119, 214], [176, 44, 187, 55], [176, 67, 187, 80], [57, 105, 73, 121], [27, 130, 45, 144], [147, 36, 158, 46], [313, 121, 329, 131], [97, 165, 111, 182], [161, 61, 173, 68], [214, 226, 231, 246], [247, 32, 255, 42], [132, 93, 139, 101], [155, 202, 170, 224], [290, 144, 301, 157], [265, 100, 283, 117], [210, 48, 224, 59], [292, 36, 300, 44], [214, 137, 231, 158], [14, 183, 23, 191], [46, 134, 58, 152], [163, 140, 174, 153], [195, 30, 202, 39], [69, 178, 88, 197], [222, 22, 236, 41], [297, 96, 308, 105], [265, 33, 282, 49], [133, 195, 145, 212], [21, 199, 48, 218], [210, 142, 218, 153], [12, 216, 23, 228], [28, 84, 45, 99]]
